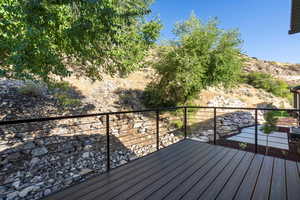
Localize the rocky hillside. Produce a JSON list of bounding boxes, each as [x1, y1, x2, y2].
[[244, 56, 300, 85], [0, 55, 297, 121], [0, 54, 299, 200]]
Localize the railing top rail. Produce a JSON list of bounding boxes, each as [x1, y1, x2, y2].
[[187, 106, 300, 112], [0, 106, 184, 125], [1, 106, 300, 125]]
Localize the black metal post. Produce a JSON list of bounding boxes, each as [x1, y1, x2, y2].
[[214, 108, 217, 145], [106, 114, 110, 171], [156, 110, 160, 151], [255, 109, 258, 153], [184, 107, 187, 139]]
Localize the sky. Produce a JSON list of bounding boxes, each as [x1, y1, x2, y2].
[[149, 0, 300, 63]]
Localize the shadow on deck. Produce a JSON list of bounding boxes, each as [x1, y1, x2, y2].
[[44, 139, 300, 200]]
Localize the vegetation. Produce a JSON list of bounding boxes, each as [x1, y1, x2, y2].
[[55, 93, 81, 107], [261, 111, 278, 155], [241, 72, 292, 101], [144, 13, 243, 107], [0, 0, 161, 82], [269, 110, 290, 118], [18, 82, 44, 97]]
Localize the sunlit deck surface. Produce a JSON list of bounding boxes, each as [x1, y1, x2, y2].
[[45, 139, 300, 200]]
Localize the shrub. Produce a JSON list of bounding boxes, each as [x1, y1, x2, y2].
[[241, 72, 292, 101], [18, 82, 44, 97], [144, 13, 243, 107], [55, 93, 81, 107]]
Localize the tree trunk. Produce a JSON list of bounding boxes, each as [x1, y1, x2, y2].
[[266, 135, 269, 155]]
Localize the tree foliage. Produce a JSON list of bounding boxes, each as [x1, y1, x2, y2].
[[144, 13, 243, 107], [0, 0, 161, 82]]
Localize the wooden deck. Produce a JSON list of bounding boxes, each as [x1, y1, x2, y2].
[[45, 139, 300, 200]]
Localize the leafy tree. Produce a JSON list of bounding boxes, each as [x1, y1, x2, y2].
[[0, 0, 161, 82], [144, 13, 243, 107]]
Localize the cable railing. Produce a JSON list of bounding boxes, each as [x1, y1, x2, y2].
[[0, 106, 300, 199]]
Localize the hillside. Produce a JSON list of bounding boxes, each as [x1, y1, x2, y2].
[[0, 55, 299, 200], [1, 55, 297, 121], [244, 56, 300, 85]]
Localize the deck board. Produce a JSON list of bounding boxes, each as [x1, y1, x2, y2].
[[198, 151, 246, 200], [286, 160, 300, 200], [234, 154, 264, 200], [44, 139, 300, 200], [215, 152, 255, 200], [269, 158, 287, 200], [113, 144, 215, 200], [251, 156, 274, 200]]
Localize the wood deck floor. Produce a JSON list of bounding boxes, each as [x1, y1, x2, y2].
[[45, 139, 300, 200]]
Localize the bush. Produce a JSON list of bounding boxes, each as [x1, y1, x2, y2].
[[55, 93, 81, 107], [144, 13, 243, 107], [241, 72, 292, 101], [18, 82, 44, 97]]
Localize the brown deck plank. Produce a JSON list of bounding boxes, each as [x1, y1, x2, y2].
[[163, 147, 233, 200], [251, 156, 274, 200], [269, 158, 287, 200], [197, 151, 247, 200], [286, 160, 300, 200], [79, 141, 208, 200], [43, 140, 299, 200], [45, 140, 198, 200], [215, 152, 255, 200], [234, 154, 264, 200], [126, 146, 223, 200], [179, 149, 239, 200], [111, 145, 217, 200]]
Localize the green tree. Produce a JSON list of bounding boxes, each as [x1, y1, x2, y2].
[[0, 0, 161, 82], [144, 13, 243, 107]]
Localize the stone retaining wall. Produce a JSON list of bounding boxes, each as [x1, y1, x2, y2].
[[0, 114, 182, 200]]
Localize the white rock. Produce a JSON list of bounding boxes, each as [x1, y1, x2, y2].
[[7, 191, 19, 200], [79, 168, 93, 176], [82, 152, 90, 158], [19, 186, 39, 198], [12, 180, 21, 189], [31, 147, 48, 157], [44, 189, 51, 196]]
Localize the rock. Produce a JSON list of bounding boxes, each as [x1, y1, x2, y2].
[[30, 157, 40, 167], [23, 142, 36, 150], [191, 136, 210, 143], [6, 152, 21, 161], [82, 152, 90, 158], [84, 145, 93, 151], [19, 185, 39, 198], [31, 147, 48, 157], [44, 189, 51, 196], [133, 123, 143, 128], [79, 168, 93, 176], [12, 180, 21, 189], [119, 160, 127, 165], [6, 191, 19, 200]]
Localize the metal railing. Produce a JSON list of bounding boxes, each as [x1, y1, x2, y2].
[[1, 105, 300, 200], [1, 106, 300, 172]]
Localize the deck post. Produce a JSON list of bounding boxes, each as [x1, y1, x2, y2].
[[184, 107, 187, 139], [255, 109, 258, 153], [156, 110, 160, 151], [106, 114, 110, 171], [214, 108, 217, 145]]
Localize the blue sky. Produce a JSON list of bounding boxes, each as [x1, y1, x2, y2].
[[150, 0, 300, 63]]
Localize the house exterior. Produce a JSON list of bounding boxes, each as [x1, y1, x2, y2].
[[289, 0, 300, 34]]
